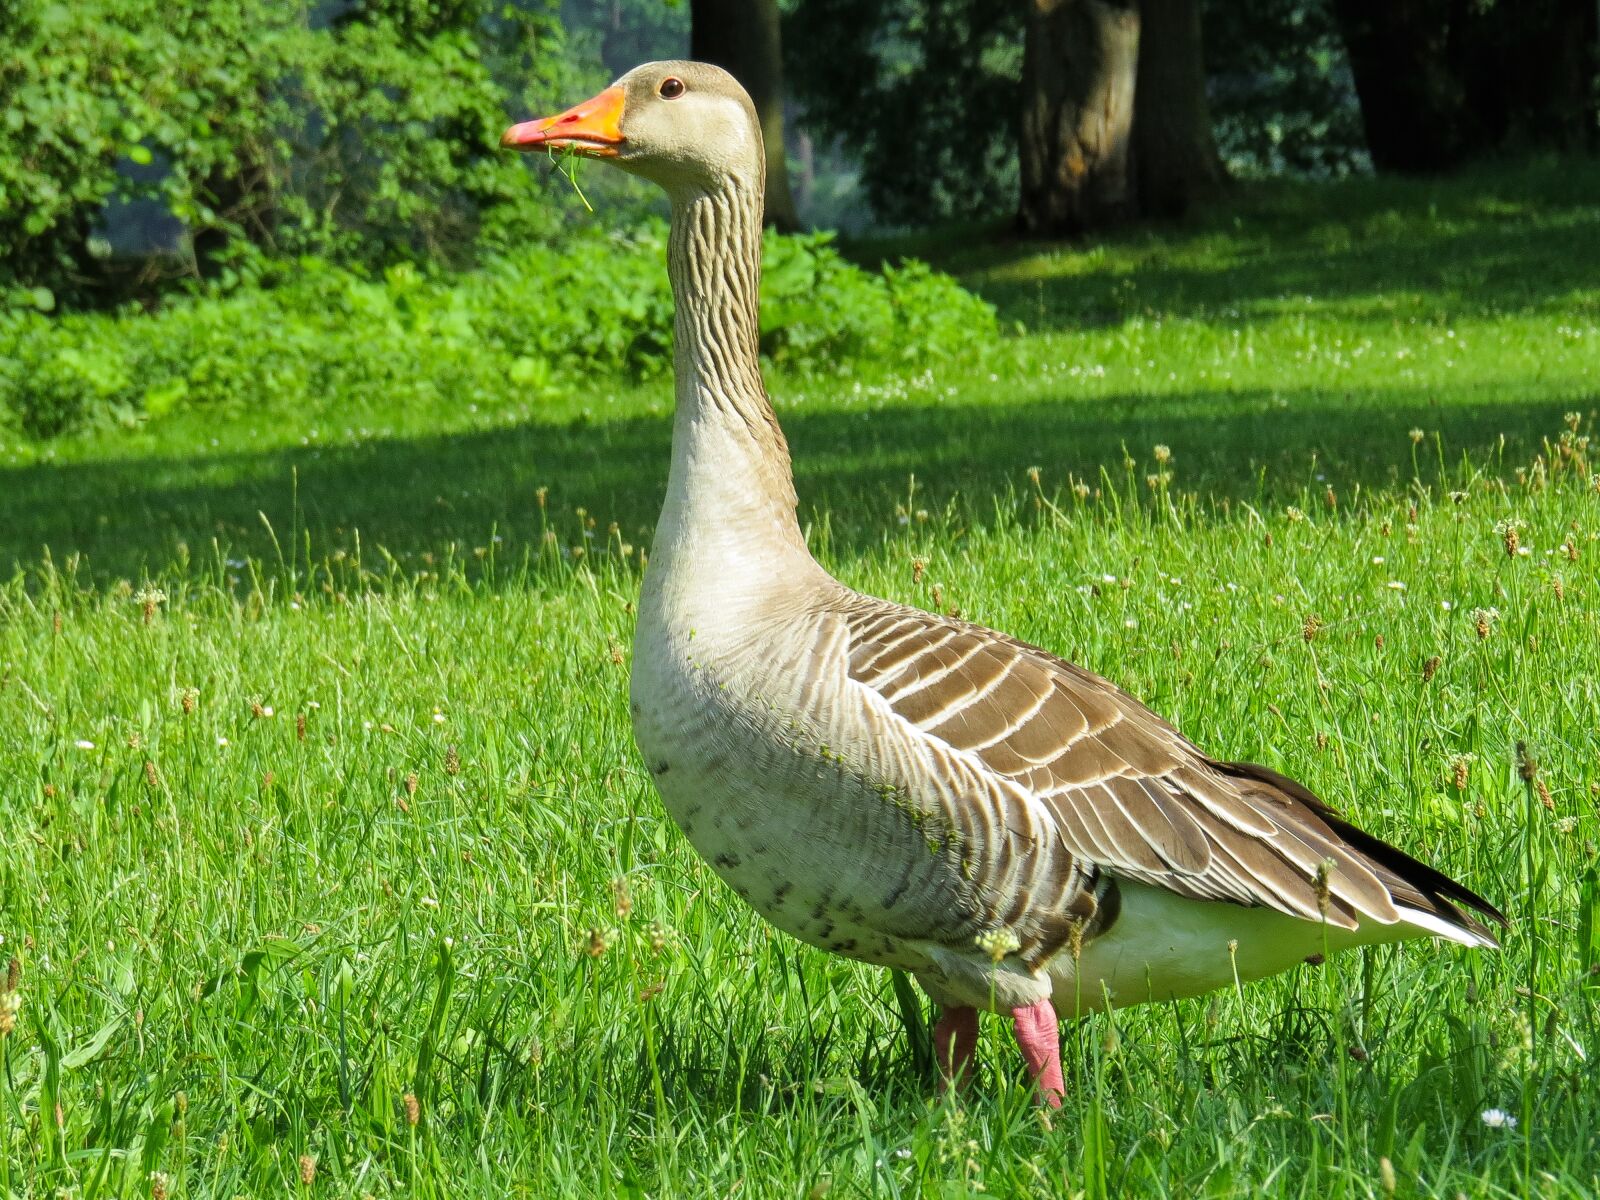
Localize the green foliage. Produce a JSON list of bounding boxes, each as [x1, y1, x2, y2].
[[0, 0, 574, 307], [1203, 0, 1368, 177], [785, 0, 1022, 226], [0, 226, 995, 438]]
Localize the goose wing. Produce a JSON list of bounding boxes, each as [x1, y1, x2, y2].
[[838, 601, 1502, 954]]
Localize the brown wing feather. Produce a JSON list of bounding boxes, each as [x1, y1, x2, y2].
[[843, 600, 1501, 942]]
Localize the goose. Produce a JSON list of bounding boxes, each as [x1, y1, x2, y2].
[[502, 61, 1504, 1107]]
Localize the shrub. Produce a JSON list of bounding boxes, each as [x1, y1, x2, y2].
[[0, 0, 576, 308], [0, 226, 996, 438]]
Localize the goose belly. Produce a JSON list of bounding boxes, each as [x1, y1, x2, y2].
[[1053, 881, 1401, 1015], [630, 668, 935, 971]]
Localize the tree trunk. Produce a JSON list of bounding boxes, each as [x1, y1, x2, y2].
[[1330, 0, 1472, 172], [1333, 0, 1598, 172], [1132, 0, 1224, 218], [691, 0, 802, 231], [1019, 0, 1140, 236]]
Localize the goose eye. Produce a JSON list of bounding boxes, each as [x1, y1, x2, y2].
[[659, 77, 685, 99]]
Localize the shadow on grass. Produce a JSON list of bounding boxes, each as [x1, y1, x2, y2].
[[1, 381, 1579, 586], [851, 164, 1600, 329], [974, 215, 1600, 330]]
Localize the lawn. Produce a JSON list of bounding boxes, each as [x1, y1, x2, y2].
[[2, 163, 1598, 1197]]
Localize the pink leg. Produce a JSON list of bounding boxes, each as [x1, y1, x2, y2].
[[932, 1005, 979, 1091], [1011, 998, 1065, 1108]]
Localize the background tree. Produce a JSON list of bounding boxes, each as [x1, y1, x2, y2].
[[1332, 0, 1599, 172], [1018, 0, 1140, 234], [1133, 0, 1224, 218], [790, 0, 1225, 235], [690, 0, 802, 230]]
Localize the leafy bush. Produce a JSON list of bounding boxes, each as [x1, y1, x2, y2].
[[0, 226, 996, 439], [0, 0, 576, 308]]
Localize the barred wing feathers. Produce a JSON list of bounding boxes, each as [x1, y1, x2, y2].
[[839, 602, 1502, 952]]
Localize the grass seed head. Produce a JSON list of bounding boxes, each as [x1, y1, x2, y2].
[[1314, 858, 1336, 918], [298, 1154, 317, 1186], [974, 926, 1020, 963], [1516, 741, 1538, 783], [1472, 608, 1498, 639]]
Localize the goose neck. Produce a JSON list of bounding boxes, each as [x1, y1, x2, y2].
[[652, 181, 808, 585]]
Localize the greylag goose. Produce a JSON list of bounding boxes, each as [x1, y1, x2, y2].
[[502, 62, 1504, 1107]]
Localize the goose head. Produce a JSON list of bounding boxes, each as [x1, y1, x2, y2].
[[502, 61, 762, 197]]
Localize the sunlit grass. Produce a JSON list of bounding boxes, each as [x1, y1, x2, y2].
[[2, 164, 1599, 1196]]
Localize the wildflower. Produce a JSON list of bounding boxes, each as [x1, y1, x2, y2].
[[403, 1093, 421, 1126], [1420, 653, 1439, 681], [1285, 506, 1306, 524], [299, 1154, 317, 1186], [74, 739, 95, 750], [1408, 429, 1425, 444], [587, 928, 609, 957], [1480, 1108, 1517, 1129], [1449, 755, 1473, 791], [151, 1171, 170, 1200], [432, 710, 447, 724], [216, 736, 229, 748], [1302, 614, 1323, 643], [1385, 580, 1406, 591], [1152, 444, 1172, 465], [419, 896, 439, 909]]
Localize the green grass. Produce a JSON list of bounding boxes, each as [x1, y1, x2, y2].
[[3, 164, 1599, 1197]]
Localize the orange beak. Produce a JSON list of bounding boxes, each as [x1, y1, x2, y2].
[[501, 86, 626, 156]]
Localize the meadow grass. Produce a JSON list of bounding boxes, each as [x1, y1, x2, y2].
[[2, 164, 1599, 1197]]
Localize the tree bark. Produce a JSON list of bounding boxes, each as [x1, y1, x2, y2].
[[1132, 0, 1223, 218], [690, 0, 802, 231], [1019, 0, 1140, 236]]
